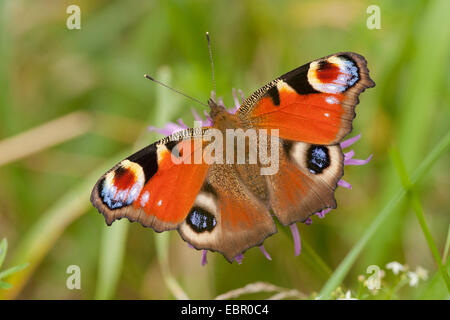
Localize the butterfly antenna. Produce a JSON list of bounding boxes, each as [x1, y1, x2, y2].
[[206, 32, 216, 98], [144, 74, 208, 107]]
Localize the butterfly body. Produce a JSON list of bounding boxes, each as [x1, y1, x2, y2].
[[91, 52, 374, 262]]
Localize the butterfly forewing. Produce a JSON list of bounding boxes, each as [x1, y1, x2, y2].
[[91, 129, 209, 232], [238, 52, 374, 145]]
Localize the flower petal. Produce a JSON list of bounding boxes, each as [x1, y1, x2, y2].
[[191, 108, 203, 122], [344, 149, 355, 160], [290, 224, 301, 256], [238, 89, 245, 104], [316, 208, 331, 218], [201, 250, 208, 266], [232, 88, 240, 108], [203, 110, 213, 126], [177, 118, 188, 129], [217, 96, 225, 107], [340, 134, 362, 149], [235, 254, 244, 264], [386, 261, 405, 275], [345, 154, 373, 166], [408, 272, 419, 287], [338, 179, 352, 189], [259, 245, 272, 261], [148, 123, 184, 136]]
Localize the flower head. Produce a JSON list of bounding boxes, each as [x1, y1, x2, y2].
[[337, 290, 358, 300], [148, 89, 243, 136], [407, 266, 428, 287], [415, 266, 428, 281], [407, 271, 420, 287], [386, 261, 405, 275], [151, 89, 372, 265]]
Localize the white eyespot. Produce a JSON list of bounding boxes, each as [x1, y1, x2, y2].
[[101, 183, 121, 209], [326, 84, 340, 93], [324, 113, 330, 117], [140, 191, 150, 207], [157, 199, 162, 206], [325, 96, 339, 104], [307, 56, 359, 93], [337, 74, 347, 83], [116, 189, 127, 202], [128, 183, 141, 204]]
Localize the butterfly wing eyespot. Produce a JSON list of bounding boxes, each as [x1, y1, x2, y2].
[[305, 145, 331, 174], [186, 206, 217, 233], [239, 52, 375, 145], [91, 127, 275, 262], [307, 55, 360, 93], [95, 159, 145, 213], [178, 165, 277, 262], [262, 138, 344, 226]]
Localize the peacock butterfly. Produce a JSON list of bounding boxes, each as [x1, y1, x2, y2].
[[90, 51, 374, 262]]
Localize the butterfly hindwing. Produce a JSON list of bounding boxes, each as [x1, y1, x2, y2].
[[178, 163, 277, 262], [238, 52, 374, 145], [265, 139, 344, 225]]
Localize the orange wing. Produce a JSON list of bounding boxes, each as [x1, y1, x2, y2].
[[238, 52, 374, 144], [178, 163, 277, 262], [91, 129, 209, 232], [266, 139, 344, 226]]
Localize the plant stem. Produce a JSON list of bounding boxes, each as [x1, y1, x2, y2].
[[278, 222, 333, 281], [443, 225, 450, 264]]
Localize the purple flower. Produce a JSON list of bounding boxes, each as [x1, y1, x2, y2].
[[148, 89, 243, 136], [150, 90, 372, 265]]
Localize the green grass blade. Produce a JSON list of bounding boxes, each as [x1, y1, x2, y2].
[[155, 233, 189, 300], [362, 0, 450, 267], [418, 259, 450, 299], [0, 281, 12, 290], [319, 131, 450, 299], [0, 263, 29, 280], [390, 147, 450, 291], [301, 239, 333, 279], [443, 225, 450, 264], [0, 239, 7, 268], [0, 149, 131, 300], [278, 222, 332, 281], [94, 220, 129, 300]]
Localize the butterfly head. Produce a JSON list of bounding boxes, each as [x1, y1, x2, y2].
[[208, 98, 227, 121]]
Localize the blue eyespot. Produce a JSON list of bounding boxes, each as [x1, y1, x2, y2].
[[187, 207, 216, 233], [307, 145, 330, 174]]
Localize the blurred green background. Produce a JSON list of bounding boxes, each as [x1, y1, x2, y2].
[[0, 0, 448, 299]]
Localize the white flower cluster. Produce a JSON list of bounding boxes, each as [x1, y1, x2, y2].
[[385, 261, 428, 287]]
